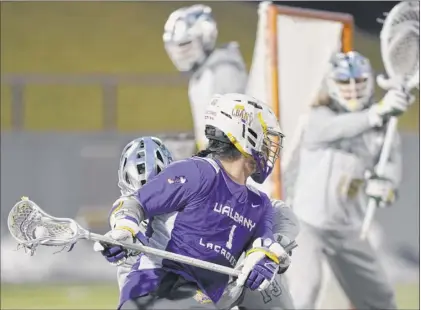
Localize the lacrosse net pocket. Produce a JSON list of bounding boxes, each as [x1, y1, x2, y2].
[[8, 197, 80, 255], [380, 1, 419, 89]]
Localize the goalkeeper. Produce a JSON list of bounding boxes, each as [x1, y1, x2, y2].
[[286, 51, 413, 309]]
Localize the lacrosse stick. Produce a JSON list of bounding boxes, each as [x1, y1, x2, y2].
[[8, 197, 240, 277], [8, 197, 298, 278], [360, 1, 419, 240]]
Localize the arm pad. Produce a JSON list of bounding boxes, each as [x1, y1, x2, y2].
[[109, 196, 146, 229]]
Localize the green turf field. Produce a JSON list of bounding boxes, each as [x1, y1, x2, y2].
[[1, 282, 419, 309], [0, 2, 419, 131]]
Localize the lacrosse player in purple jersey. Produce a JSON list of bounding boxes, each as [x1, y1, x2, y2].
[[95, 135, 299, 309], [94, 93, 288, 309]]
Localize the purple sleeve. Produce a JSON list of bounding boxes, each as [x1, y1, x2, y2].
[[253, 195, 275, 241], [134, 159, 213, 219]]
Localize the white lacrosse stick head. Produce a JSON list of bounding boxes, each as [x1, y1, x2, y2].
[[8, 197, 82, 255], [379, 1, 419, 90]]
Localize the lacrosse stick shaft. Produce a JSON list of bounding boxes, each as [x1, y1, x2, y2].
[[90, 233, 297, 277], [360, 117, 398, 240], [88, 232, 241, 277]]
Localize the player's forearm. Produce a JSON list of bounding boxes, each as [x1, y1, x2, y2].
[[273, 209, 300, 243], [271, 200, 300, 244], [305, 109, 373, 146]]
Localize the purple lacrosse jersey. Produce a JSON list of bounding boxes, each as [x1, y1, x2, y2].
[[119, 157, 275, 306]]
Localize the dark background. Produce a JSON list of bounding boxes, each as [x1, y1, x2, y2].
[[272, 1, 400, 34]]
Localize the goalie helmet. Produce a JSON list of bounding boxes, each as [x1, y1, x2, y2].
[[204, 93, 284, 184], [163, 4, 217, 72], [118, 137, 174, 195], [326, 51, 374, 112]]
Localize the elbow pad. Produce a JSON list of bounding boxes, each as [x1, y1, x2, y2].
[[109, 196, 145, 229]]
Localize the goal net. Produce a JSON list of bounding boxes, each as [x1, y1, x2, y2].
[[246, 2, 354, 203]]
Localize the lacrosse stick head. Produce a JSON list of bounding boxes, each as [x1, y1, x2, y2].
[[379, 1, 419, 90], [8, 197, 84, 255]]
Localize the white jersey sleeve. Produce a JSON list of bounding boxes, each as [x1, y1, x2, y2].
[[188, 42, 248, 150], [303, 106, 373, 148]]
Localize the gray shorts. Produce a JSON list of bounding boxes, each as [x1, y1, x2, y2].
[[287, 222, 396, 309]]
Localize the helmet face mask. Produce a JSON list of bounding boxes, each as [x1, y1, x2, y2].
[[164, 36, 207, 72], [163, 5, 217, 72], [205, 93, 284, 184], [250, 115, 284, 184], [118, 137, 173, 196], [327, 51, 374, 112]]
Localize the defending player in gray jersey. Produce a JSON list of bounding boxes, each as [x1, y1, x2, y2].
[[286, 51, 414, 309], [163, 4, 248, 151]]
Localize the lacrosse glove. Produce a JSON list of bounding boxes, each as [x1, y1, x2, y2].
[[93, 197, 147, 266], [365, 170, 397, 208], [236, 238, 290, 291], [368, 88, 414, 127]]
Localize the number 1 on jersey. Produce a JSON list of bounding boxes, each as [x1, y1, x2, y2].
[[226, 224, 237, 250]]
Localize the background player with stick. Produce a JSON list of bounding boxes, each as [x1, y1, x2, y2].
[[286, 50, 414, 309]]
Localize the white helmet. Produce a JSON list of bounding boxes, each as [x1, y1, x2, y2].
[[118, 137, 173, 196], [163, 4, 218, 72], [326, 51, 374, 112], [204, 93, 284, 184]]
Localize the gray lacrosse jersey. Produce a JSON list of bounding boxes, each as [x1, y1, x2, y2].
[[118, 157, 275, 307], [189, 43, 248, 150], [292, 105, 402, 230]]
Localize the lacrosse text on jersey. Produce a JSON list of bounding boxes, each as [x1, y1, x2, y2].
[[213, 203, 256, 231], [198, 237, 237, 267]]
